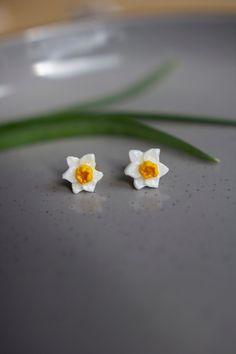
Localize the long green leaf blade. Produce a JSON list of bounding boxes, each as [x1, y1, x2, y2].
[[73, 60, 176, 110], [0, 113, 218, 162], [1, 110, 235, 130], [111, 111, 236, 126]]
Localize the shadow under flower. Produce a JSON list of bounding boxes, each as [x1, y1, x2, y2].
[[68, 193, 106, 215], [129, 190, 170, 212]]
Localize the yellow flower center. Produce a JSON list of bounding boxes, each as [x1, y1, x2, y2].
[[75, 164, 93, 184], [139, 160, 159, 179]]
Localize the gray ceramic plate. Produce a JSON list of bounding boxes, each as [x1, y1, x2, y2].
[[0, 15, 236, 354]]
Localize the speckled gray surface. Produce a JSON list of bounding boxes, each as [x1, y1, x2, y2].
[[0, 15, 236, 354]]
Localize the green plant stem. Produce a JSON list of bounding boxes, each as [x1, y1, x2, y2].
[[72, 60, 176, 110], [0, 114, 218, 162], [115, 111, 236, 126], [3, 110, 235, 129]]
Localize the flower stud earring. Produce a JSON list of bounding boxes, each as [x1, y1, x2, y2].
[[62, 154, 103, 194], [124, 148, 169, 190]]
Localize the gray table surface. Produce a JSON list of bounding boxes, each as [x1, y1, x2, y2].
[[0, 15, 236, 354]]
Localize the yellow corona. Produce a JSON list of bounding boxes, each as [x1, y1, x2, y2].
[[75, 164, 93, 184], [139, 160, 159, 179]]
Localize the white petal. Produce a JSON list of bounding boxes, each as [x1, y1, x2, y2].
[[82, 181, 96, 192], [144, 148, 160, 162], [62, 168, 76, 183], [124, 163, 140, 178], [158, 162, 169, 177], [67, 156, 80, 167], [80, 153, 96, 167], [134, 177, 145, 190], [93, 170, 103, 183], [145, 177, 160, 188], [129, 150, 143, 163], [72, 183, 83, 194]]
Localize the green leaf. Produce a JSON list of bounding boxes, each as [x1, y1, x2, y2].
[[72, 60, 176, 110], [112, 111, 236, 126], [0, 112, 219, 162]]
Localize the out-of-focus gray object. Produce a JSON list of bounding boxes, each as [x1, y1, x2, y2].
[[0, 15, 236, 354]]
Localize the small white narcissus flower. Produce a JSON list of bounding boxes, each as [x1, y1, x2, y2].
[[124, 148, 169, 190], [62, 154, 103, 194]]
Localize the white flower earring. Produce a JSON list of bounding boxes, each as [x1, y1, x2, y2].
[[62, 154, 103, 194], [124, 148, 169, 190]]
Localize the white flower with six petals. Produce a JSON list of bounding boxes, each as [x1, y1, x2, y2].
[[124, 148, 169, 190], [62, 154, 103, 194]]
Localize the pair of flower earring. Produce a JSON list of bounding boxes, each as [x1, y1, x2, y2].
[[62, 148, 169, 194]]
